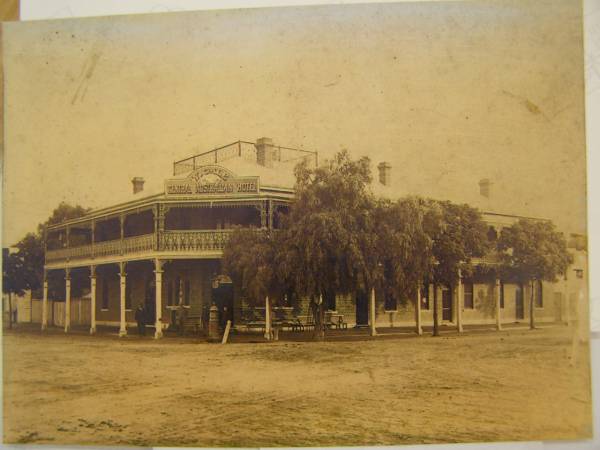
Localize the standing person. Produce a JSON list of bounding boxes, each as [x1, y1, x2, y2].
[[135, 303, 146, 336], [177, 300, 188, 336]]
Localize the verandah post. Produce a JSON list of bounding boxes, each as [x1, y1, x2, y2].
[[119, 262, 127, 337], [415, 282, 423, 335], [64, 268, 71, 333], [456, 269, 463, 333], [495, 278, 502, 331], [154, 259, 164, 339], [264, 296, 272, 340], [90, 265, 97, 335], [41, 271, 48, 331], [369, 287, 377, 336], [432, 283, 440, 337]]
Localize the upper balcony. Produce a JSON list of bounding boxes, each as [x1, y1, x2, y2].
[[45, 200, 289, 268]]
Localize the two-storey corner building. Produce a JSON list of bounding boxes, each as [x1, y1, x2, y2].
[[41, 137, 586, 337], [42, 138, 311, 337]]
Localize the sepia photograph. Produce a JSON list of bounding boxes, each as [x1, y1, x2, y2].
[[1, 0, 594, 447]]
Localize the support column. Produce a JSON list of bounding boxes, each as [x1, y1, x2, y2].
[[415, 282, 423, 335], [456, 270, 463, 333], [154, 205, 166, 251], [260, 202, 267, 229], [65, 227, 71, 263], [119, 215, 125, 255], [41, 272, 48, 331], [495, 278, 502, 331], [267, 199, 273, 230], [564, 275, 570, 326], [90, 266, 97, 334], [264, 296, 272, 340], [91, 219, 96, 258], [119, 262, 127, 337], [432, 283, 440, 337], [154, 259, 164, 339], [64, 269, 71, 333], [369, 287, 377, 336]]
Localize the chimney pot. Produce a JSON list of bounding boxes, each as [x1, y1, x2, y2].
[[377, 162, 392, 186], [256, 137, 277, 168], [132, 177, 145, 194]]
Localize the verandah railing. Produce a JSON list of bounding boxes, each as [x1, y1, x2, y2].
[[45, 230, 236, 263]]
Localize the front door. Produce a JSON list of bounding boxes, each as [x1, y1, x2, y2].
[[515, 284, 524, 320], [144, 277, 156, 324], [553, 292, 562, 322], [355, 290, 369, 326], [442, 289, 453, 321], [212, 283, 234, 328]]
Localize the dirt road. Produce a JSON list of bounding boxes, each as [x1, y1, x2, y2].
[[2, 326, 592, 446]]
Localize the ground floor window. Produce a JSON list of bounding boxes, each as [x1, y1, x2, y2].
[[463, 281, 474, 309], [101, 278, 109, 310], [421, 283, 430, 310], [125, 279, 132, 310], [167, 281, 173, 306], [535, 280, 543, 307], [384, 290, 397, 311], [184, 280, 190, 306], [324, 290, 336, 311], [500, 281, 505, 308]]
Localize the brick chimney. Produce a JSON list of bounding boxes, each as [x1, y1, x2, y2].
[[479, 178, 492, 198], [131, 177, 145, 194], [377, 162, 391, 186], [256, 137, 277, 168]]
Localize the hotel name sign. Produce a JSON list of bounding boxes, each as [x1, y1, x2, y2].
[[165, 165, 259, 196]]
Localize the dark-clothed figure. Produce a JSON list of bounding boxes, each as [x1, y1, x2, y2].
[[176, 301, 188, 336], [135, 304, 146, 336]]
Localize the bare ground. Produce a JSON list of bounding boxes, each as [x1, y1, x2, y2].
[[2, 326, 593, 447]]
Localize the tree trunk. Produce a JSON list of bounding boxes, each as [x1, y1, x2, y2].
[[311, 297, 325, 341], [432, 284, 440, 337], [8, 292, 13, 329], [530, 280, 535, 330]]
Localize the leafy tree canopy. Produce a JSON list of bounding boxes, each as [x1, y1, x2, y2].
[[279, 150, 377, 299], [429, 200, 490, 287], [3, 249, 26, 296], [222, 227, 284, 306], [7, 202, 90, 296], [497, 219, 573, 283]]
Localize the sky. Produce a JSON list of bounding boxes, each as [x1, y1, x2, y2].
[[2, 0, 587, 245]]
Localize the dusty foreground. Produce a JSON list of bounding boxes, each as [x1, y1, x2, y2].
[[2, 326, 593, 447]]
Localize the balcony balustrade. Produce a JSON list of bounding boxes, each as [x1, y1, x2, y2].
[[45, 230, 235, 264]]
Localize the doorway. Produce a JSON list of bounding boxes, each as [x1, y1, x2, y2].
[[212, 282, 234, 328], [144, 277, 156, 324], [355, 290, 369, 326], [515, 284, 524, 320], [442, 288, 453, 321]]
